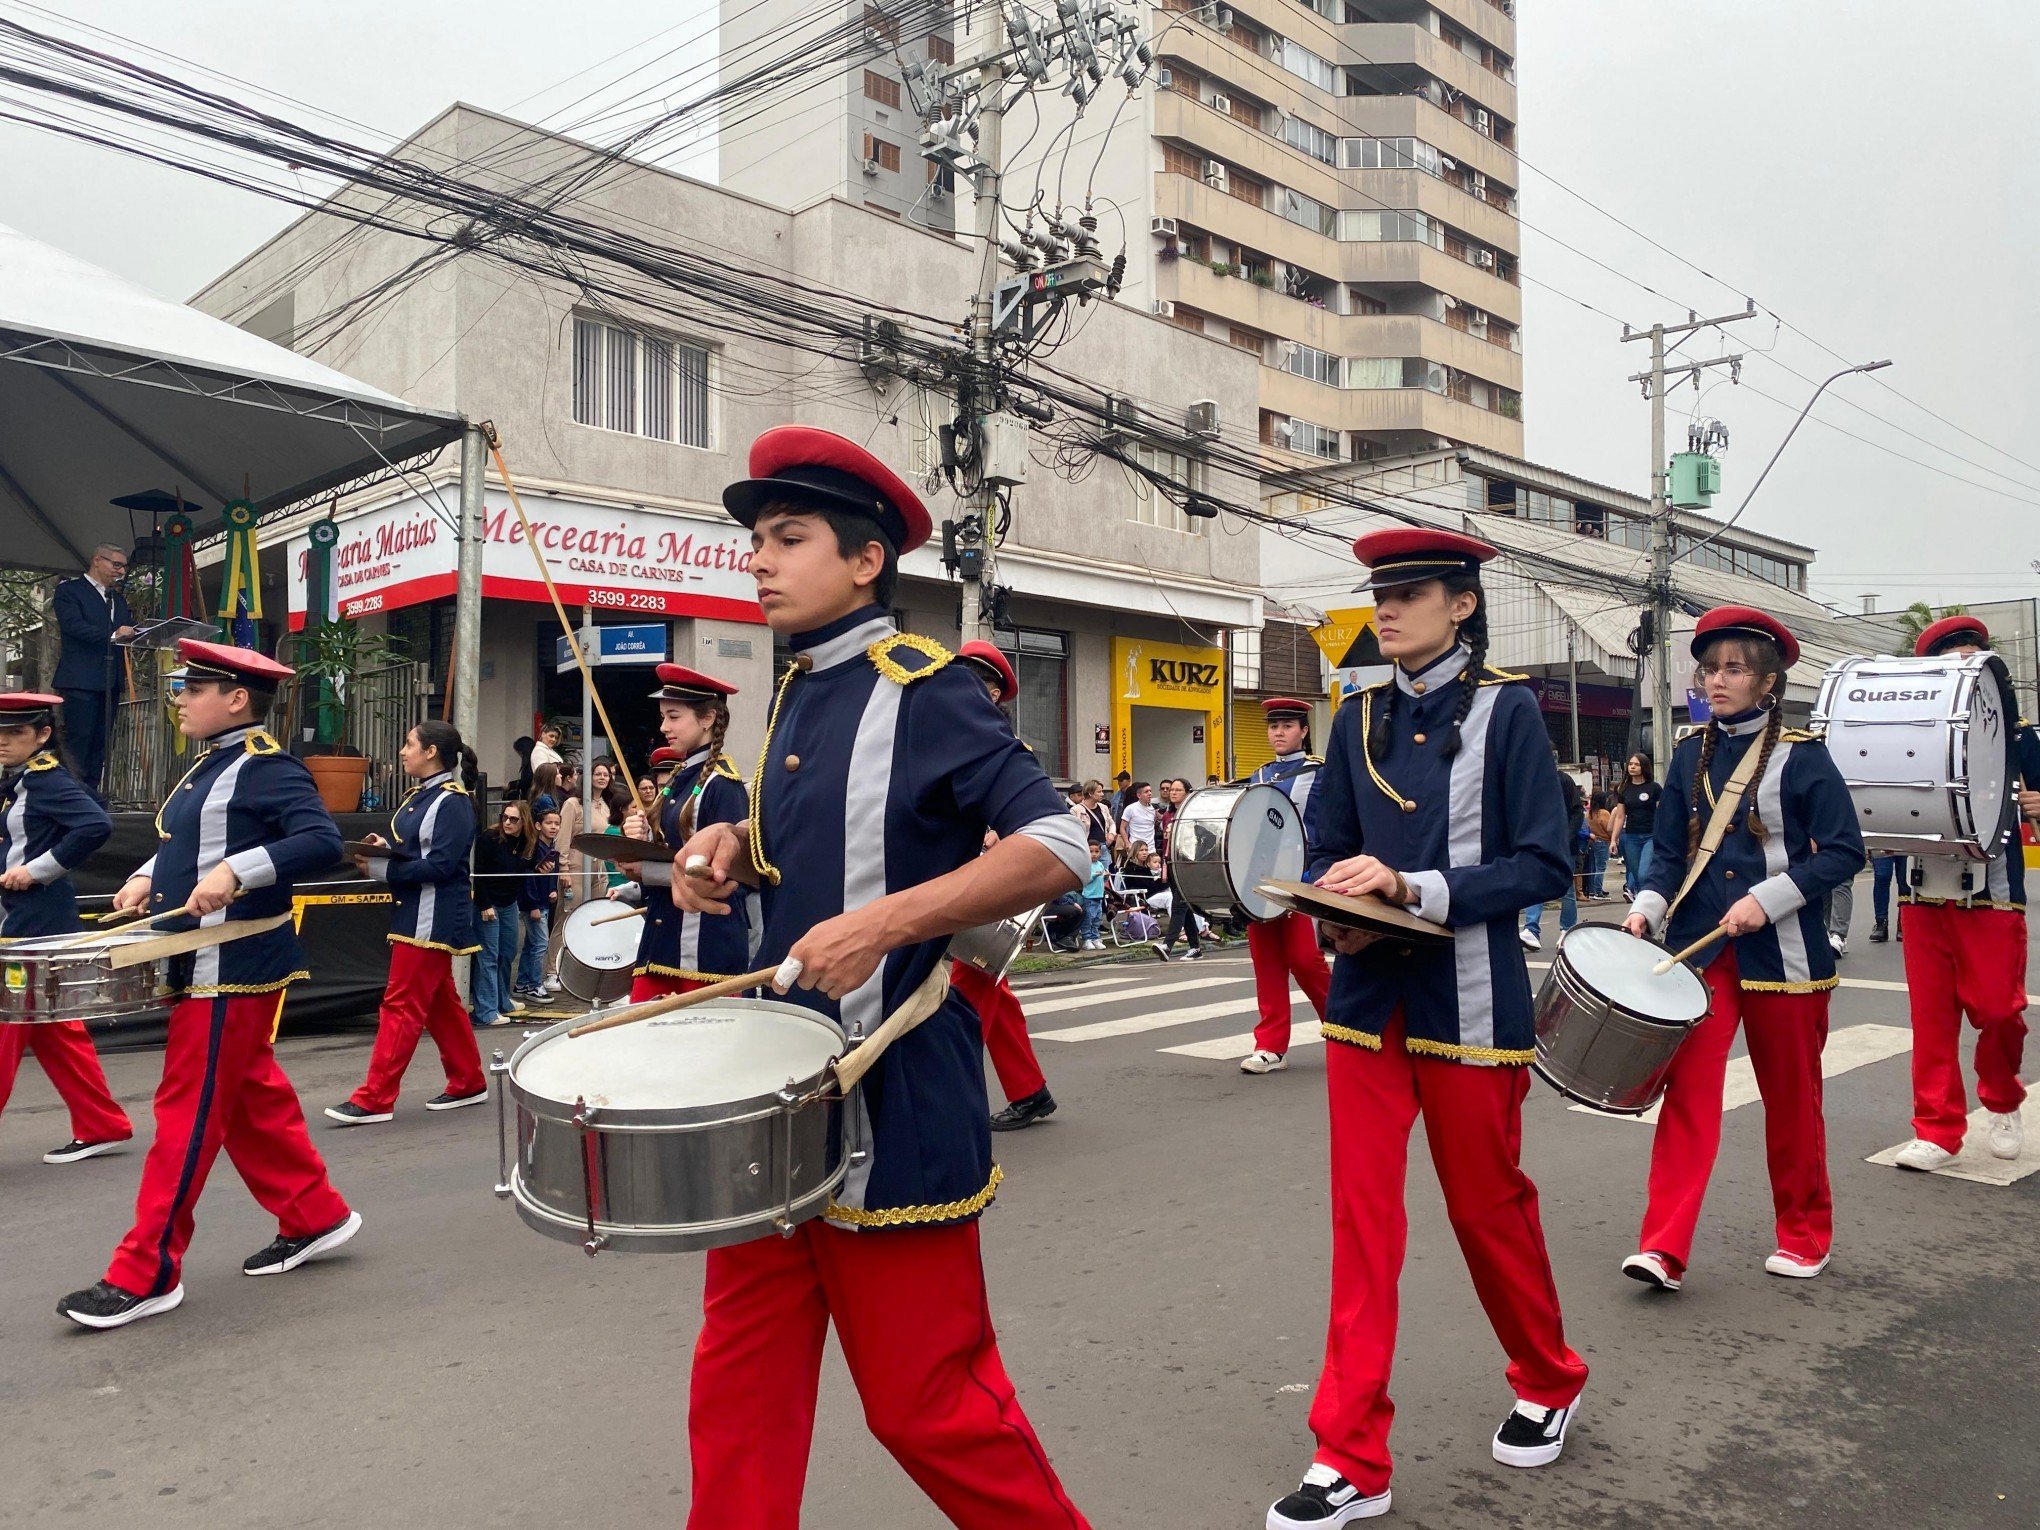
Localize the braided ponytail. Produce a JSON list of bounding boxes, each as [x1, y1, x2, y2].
[[1439, 572, 1488, 760], [1367, 679, 1398, 762], [1686, 724, 1718, 857], [677, 702, 731, 839]]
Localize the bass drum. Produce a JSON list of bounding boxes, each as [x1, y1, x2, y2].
[[1169, 783, 1304, 923], [557, 899, 642, 1006], [1813, 650, 2018, 859]]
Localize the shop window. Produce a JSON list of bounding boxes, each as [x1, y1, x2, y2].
[[994, 627, 1069, 775], [572, 315, 711, 447]]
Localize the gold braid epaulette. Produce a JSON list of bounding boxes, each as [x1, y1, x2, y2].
[[1781, 727, 1823, 744], [1478, 665, 1529, 687], [867, 632, 953, 685], [710, 755, 743, 783], [244, 729, 282, 755], [25, 750, 60, 773]]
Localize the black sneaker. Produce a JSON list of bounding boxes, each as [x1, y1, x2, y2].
[[43, 1137, 130, 1165], [1151, 941, 1171, 962], [1183, 946, 1204, 960], [425, 1088, 490, 1112], [989, 1088, 1058, 1132], [324, 1102, 392, 1127], [243, 1210, 362, 1276], [1869, 920, 1889, 944], [57, 1280, 183, 1330], [1492, 1393, 1580, 1468], [1267, 1465, 1390, 1526]]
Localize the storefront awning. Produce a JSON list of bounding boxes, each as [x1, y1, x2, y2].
[[0, 221, 464, 572]]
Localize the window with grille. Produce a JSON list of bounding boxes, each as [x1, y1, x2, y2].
[[863, 70, 902, 108], [1162, 142, 1204, 180], [1127, 442, 1206, 535], [572, 315, 710, 446], [927, 34, 953, 63], [861, 134, 901, 171], [991, 627, 1069, 775]]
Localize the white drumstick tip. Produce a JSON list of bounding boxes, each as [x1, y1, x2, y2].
[[773, 956, 803, 992], [1651, 958, 1675, 977]]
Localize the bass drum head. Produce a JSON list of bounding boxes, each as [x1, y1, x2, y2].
[[1554, 923, 1708, 1026], [562, 900, 642, 970], [1963, 654, 2017, 854], [1226, 784, 1305, 922]]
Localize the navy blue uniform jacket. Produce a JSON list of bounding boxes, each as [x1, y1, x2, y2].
[[0, 751, 112, 936], [364, 770, 479, 953], [629, 749, 755, 980]]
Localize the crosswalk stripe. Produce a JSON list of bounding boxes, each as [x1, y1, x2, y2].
[[1866, 1098, 2040, 1186], [1022, 973, 1252, 1018], [1036, 989, 1298, 1043], [1011, 971, 1167, 1004], [1567, 1023, 1915, 1124], [1161, 1019, 1324, 1060]]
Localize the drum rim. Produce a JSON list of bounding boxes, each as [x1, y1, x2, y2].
[[509, 1159, 848, 1251], [560, 900, 642, 968], [507, 1004, 846, 1126], [1174, 782, 1303, 923], [1550, 921, 1710, 1027]]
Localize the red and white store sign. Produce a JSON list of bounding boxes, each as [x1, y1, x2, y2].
[[287, 489, 763, 629]]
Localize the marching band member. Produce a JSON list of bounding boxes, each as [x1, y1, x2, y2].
[[1239, 696, 1332, 1075], [609, 667, 751, 1002], [326, 721, 489, 1126], [0, 693, 132, 1164], [674, 427, 1092, 1529], [1622, 607, 1863, 1289], [1889, 615, 2032, 1170], [1269, 529, 1587, 1528], [57, 640, 356, 1330], [952, 639, 1058, 1132]]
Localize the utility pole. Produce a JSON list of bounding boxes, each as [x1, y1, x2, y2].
[[958, 0, 1007, 645], [1565, 618, 1581, 766], [1622, 303, 1754, 779]]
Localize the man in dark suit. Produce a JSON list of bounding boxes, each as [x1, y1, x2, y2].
[[53, 543, 136, 794]]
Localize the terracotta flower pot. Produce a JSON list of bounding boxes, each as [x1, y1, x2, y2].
[[306, 754, 370, 814]]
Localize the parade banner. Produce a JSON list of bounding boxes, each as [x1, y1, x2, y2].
[[287, 488, 765, 628]]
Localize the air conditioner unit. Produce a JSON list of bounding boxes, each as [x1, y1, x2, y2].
[[865, 25, 885, 43], [1104, 393, 1141, 433], [1476, 249, 1496, 269], [1156, 67, 1173, 87], [1151, 299, 1176, 317], [1468, 307, 1489, 325], [928, 181, 949, 201], [1215, 6, 1234, 27], [1475, 108, 1492, 134], [1186, 399, 1222, 438], [1211, 93, 1232, 114], [1204, 161, 1229, 192], [1471, 171, 1489, 193], [1150, 215, 1179, 237], [862, 157, 882, 177]]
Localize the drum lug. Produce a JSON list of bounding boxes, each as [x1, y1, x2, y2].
[[773, 1081, 800, 1238], [489, 1051, 512, 1201], [573, 1096, 606, 1257]]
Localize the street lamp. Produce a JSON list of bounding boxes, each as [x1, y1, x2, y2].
[[1676, 359, 1893, 568]]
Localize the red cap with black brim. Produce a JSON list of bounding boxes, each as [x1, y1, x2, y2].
[[1915, 614, 1989, 658], [169, 637, 294, 686], [722, 425, 932, 555], [956, 640, 1018, 703], [647, 664, 739, 704], [1690, 606, 1801, 671], [0, 692, 63, 725], [1351, 527, 1497, 591]]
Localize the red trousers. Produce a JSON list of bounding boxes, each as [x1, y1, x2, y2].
[[630, 973, 705, 1003], [1309, 1018, 1586, 1495], [106, 993, 351, 1297], [0, 1020, 132, 1144], [1902, 903, 2029, 1151], [1250, 911, 1332, 1055], [349, 943, 486, 1113], [688, 1219, 1090, 1530], [1639, 945, 1831, 1272], [951, 961, 1048, 1104]]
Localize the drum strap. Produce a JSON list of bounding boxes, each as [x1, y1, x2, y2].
[[1666, 737, 1766, 924]]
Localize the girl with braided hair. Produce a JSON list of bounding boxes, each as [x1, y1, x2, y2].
[[1622, 606, 1863, 1292], [1266, 528, 1587, 1529], [605, 664, 753, 1002]]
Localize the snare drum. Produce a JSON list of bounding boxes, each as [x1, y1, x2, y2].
[[1, 931, 170, 1024], [498, 999, 847, 1254], [1170, 783, 1305, 923], [1532, 923, 1710, 1115], [556, 900, 641, 1006], [947, 905, 1045, 982], [1813, 650, 2019, 859]]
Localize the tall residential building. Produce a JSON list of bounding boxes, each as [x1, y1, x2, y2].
[[719, 0, 1525, 462]]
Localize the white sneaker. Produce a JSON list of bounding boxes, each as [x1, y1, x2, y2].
[[1828, 933, 1847, 958], [1519, 927, 1541, 950], [1240, 1049, 1288, 1075], [1986, 1112, 2023, 1161], [1763, 1249, 1831, 1279], [1620, 1251, 1681, 1291], [1892, 1138, 1957, 1173]]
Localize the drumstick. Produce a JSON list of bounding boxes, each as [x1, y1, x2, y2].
[[832, 965, 951, 1092], [1652, 925, 1731, 976], [591, 906, 647, 926], [47, 897, 208, 949], [105, 912, 295, 969], [566, 963, 785, 1037]]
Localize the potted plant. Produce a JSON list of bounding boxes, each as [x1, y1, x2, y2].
[[289, 619, 410, 813]]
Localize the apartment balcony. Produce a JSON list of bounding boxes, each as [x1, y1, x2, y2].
[[1157, 28, 1332, 120], [1156, 259, 1519, 385], [1258, 365, 1525, 454], [1358, 0, 1517, 56], [1360, 165, 1520, 255], [1156, 90, 1345, 204], [1341, 94, 1517, 185], [1342, 24, 1517, 119]]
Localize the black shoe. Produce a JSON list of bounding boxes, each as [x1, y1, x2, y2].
[[1870, 920, 1888, 943], [243, 1210, 362, 1276], [1492, 1392, 1580, 1467], [43, 1137, 130, 1165], [1183, 946, 1204, 960], [58, 1280, 183, 1330], [425, 1088, 490, 1111], [989, 1088, 1058, 1132], [323, 1102, 392, 1127], [1151, 941, 1171, 962], [1267, 1466, 1390, 1526]]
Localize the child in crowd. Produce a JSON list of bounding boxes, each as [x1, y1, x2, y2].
[[516, 807, 561, 1000], [1079, 841, 1108, 950]]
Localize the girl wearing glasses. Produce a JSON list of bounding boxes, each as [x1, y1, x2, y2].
[[1621, 606, 1863, 1291]]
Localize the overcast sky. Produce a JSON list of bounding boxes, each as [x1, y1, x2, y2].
[[3, 0, 2035, 611]]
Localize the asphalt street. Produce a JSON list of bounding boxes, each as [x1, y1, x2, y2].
[[1, 898, 2035, 1530]]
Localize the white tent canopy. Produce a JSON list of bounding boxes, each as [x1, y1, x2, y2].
[[0, 220, 464, 572]]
